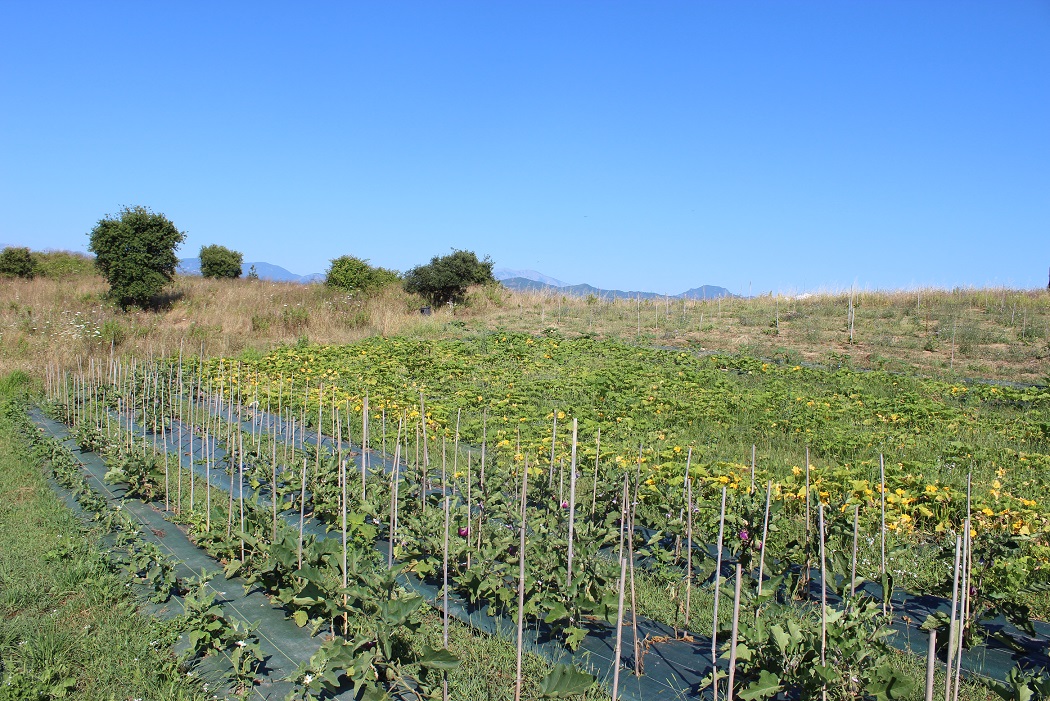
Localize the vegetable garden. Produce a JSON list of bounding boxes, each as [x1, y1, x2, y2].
[[36, 331, 1050, 700]]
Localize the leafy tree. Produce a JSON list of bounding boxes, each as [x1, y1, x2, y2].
[[87, 206, 186, 308], [325, 255, 399, 294], [246, 264, 259, 280], [199, 244, 243, 279], [0, 246, 35, 279], [403, 249, 495, 306]]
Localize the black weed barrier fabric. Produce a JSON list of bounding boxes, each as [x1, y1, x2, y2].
[[29, 407, 357, 701], [41, 401, 1050, 699]]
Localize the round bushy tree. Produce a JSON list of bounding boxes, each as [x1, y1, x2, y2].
[[199, 244, 243, 279], [325, 255, 400, 294], [403, 249, 495, 306], [88, 206, 186, 308], [0, 246, 35, 279]]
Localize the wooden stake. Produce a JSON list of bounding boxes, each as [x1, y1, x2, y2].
[[819, 503, 828, 701], [880, 454, 887, 614], [925, 628, 937, 701], [684, 449, 694, 628], [727, 562, 743, 700], [757, 480, 772, 598], [611, 555, 628, 701], [566, 418, 578, 588], [548, 411, 557, 488], [389, 420, 403, 569], [850, 504, 860, 597], [513, 457, 529, 701], [944, 534, 962, 701], [712, 486, 727, 701], [749, 444, 756, 493], [590, 427, 601, 516]]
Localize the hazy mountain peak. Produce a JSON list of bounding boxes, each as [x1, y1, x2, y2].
[[493, 267, 568, 287]]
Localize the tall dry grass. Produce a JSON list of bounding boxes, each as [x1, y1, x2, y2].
[[2, 271, 1048, 383], [0, 274, 460, 376]]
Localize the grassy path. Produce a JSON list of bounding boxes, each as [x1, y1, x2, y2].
[[0, 381, 208, 700]]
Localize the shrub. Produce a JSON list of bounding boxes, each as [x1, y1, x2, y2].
[[199, 244, 243, 279], [325, 256, 399, 294], [32, 251, 96, 279], [0, 247, 35, 279], [87, 206, 186, 309], [403, 250, 495, 307]]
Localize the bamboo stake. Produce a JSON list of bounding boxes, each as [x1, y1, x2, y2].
[[238, 431, 245, 561], [629, 468, 640, 675], [749, 444, 756, 493], [952, 521, 970, 701], [566, 418, 578, 588], [341, 456, 348, 633], [727, 562, 743, 700], [205, 427, 212, 531], [590, 427, 601, 516], [712, 486, 727, 701], [442, 472, 450, 701], [548, 411, 557, 488], [227, 429, 236, 538], [850, 504, 860, 596], [389, 419, 403, 569], [757, 480, 772, 598], [611, 555, 628, 701], [419, 391, 429, 473], [819, 503, 828, 701], [925, 628, 937, 701], [880, 454, 887, 614], [316, 383, 323, 498], [513, 457, 529, 701], [362, 394, 369, 502], [944, 534, 962, 701], [298, 457, 307, 569], [271, 432, 278, 541], [684, 449, 694, 628], [163, 421, 169, 511]]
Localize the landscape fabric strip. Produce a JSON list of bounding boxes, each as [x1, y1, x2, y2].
[[28, 407, 357, 701], [103, 399, 1050, 692], [77, 402, 716, 699]]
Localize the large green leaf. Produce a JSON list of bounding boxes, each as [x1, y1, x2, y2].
[[538, 664, 595, 698], [738, 670, 782, 700], [418, 645, 461, 671]]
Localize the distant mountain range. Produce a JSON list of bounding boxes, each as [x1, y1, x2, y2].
[[178, 258, 323, 283], [492, 267, 568, 288], [176, 258, 733, 298], [496, 271, 735, 300]]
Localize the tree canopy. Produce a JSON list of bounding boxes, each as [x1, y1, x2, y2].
[[403, 250, 495, 306], [0, 247, 35, 279], [199, 244, 243, 279], [325, 255, 400, 294], [87, 206, 185, 308]]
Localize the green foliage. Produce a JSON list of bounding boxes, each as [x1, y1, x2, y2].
[[31, 250, 96, 279], [87, 205, 186, 308], [0, 247, 35, 279], [0, 371, 32, 398], [403, 249, 495, 306], [246, 264, 259, 280], [199, 244, 243, 279], [325, 255, 399, 294]]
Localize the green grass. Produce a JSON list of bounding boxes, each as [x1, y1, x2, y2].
[[0, 391, 207, 701]]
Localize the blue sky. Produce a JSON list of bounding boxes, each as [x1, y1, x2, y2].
[[2, 2, 1048, 295]]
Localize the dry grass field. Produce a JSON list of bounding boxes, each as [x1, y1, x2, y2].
[[2, 254, 1048, 384]]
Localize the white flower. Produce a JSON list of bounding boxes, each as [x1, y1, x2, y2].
[[236, 640, 247, 647], [303, 674, 314, 685]]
